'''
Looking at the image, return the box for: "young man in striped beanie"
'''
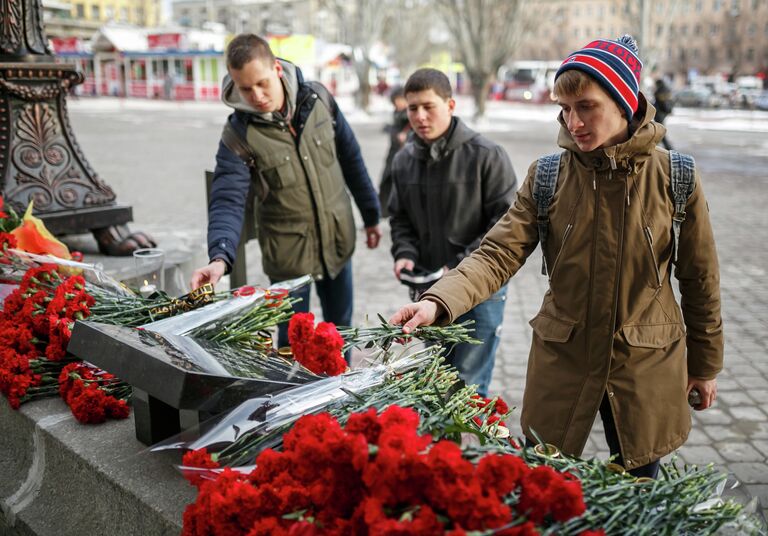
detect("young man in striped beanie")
[390,35,723,480]
[554,35,643,153]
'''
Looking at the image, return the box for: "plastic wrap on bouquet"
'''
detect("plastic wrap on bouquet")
[1,248,131,296]
[157,349,439,471]
[67,317,319,445]
[143,275,312,336]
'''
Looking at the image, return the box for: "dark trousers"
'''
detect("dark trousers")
[273,261,354,362]
[525,392,660,479]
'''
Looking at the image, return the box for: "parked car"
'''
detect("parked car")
[754,91,768,111]
[674,87,724,108]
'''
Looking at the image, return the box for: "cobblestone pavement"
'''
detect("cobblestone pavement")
[67,96,768,518]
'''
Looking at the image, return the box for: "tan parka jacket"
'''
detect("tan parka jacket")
[422,95,724,469]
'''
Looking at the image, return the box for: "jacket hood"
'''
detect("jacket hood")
[411,117,479,160]
[556,93,665,170]
[221,59,301,120]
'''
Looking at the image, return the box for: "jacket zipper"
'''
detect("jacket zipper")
[644,226,663,288]
[547,179,585,280]
[564,166,600,449]
[548,223,573,281]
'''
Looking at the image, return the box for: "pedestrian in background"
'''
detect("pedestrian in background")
[190,34,382,356]
[390,36,723,479]
[653,78,674,149]
[388,68,518,397]
[378,86,410,218]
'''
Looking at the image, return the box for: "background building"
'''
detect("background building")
[171,0,342,43]
[515,0,768,81]
[52,0,163,27]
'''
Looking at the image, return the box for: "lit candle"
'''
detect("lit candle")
[139,279,157,298]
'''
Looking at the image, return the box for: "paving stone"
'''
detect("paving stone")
[752,440,768,458]
[717,377,744,390]
[730,463,768,485]
[730,406,768,422]
[686,427,710,445]
[693,408,734,425]
[737,376,768,390]
[749,390,768,404]
[677,445,725,466]
[727,363,760,374]
[704,424,749,441]
[718,391,755,406]
[714,441,767,463]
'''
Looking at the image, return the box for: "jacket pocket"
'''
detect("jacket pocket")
[621,323,685,349]
[260,150,296,190]
[529,313,576,343]
[259,219,312,278]
[332,209,356,259]
[312,129,337,167]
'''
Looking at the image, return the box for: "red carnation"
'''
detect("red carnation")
[234,285,256,297]
[0,232,17,251]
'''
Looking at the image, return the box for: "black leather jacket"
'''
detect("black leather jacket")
[389,117,517,271]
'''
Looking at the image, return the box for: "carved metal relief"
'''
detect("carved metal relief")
[3,93,116,212]
[0,0,22,55]
[23,0,49,55]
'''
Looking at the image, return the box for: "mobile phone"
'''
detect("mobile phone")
[688,388,702,407]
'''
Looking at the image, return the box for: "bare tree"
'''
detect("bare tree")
[386,0,435,77]
[323,0,394,111]
[435,0,528,119]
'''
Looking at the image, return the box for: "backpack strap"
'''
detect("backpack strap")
[305,81,336,125]
[669,150,696,264]
[221,122,270,202]
[533,152,562,276]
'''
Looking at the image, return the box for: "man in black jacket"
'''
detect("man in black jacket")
[389,68,517,396]
[190,34,381,351]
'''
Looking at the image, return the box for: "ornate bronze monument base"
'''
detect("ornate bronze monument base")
[0,63,154,254]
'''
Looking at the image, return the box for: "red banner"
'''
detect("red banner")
[147,33,182,50]
[51,37,81,54]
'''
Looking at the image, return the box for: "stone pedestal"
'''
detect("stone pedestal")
[0,396,194,536]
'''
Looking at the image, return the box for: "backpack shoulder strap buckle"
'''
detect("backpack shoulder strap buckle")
[668,150,696,265]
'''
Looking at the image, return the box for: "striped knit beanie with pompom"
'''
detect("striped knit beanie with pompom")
[556,35,643,120]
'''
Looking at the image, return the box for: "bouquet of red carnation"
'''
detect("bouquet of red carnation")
[58,362,130,424]
[470,393,511,428]
[182,405,589,535]
[0,263,131,425]
[288,312,347,376]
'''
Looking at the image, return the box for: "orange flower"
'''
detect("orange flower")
[10,202,70,259]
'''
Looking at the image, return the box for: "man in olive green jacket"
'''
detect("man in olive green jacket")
[190,34,381,349]
[390,36,723,479]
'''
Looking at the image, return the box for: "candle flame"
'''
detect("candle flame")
[143,279,149,286]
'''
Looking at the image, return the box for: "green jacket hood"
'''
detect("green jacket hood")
[221,59,299,120]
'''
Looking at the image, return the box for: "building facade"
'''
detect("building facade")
[516,0,768,79]
[171,0,342,43]
[55,0,162,27]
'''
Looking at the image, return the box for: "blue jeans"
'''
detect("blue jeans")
[274,261,354,361]
[444,285,507,397]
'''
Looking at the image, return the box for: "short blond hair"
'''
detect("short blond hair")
[553,69,594,99]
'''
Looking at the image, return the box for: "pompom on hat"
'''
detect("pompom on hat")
[556,35,643,120]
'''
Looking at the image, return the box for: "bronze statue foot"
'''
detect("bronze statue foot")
[92,225,157,256]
